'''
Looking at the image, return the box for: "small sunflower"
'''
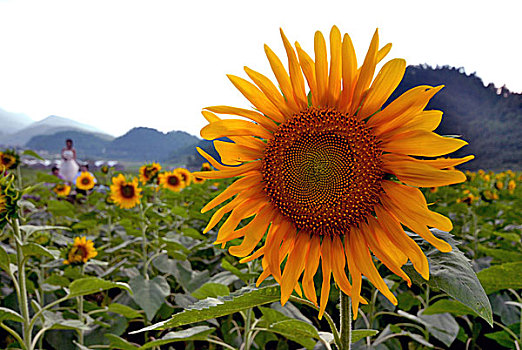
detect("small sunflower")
[63,236,98,265]
[201,162,213,172]
[159,171,185,192]
[0,175,20,229]
[53,183,71,197]
[508,179,516,194]
[139,163,162,183]
[110,174,142,209]
[100,165,110,174]
[193,26,473,318]
[76,172,96,191]
[495,181,504,190]
[0,150,19,171]
[174,168,192,186]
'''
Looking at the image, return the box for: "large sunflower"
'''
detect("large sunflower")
[158,171,185,192]
[76,172,96,191]
[193,26,473,318]
[139,163,162,183]
[63,236,98,265]
[0,150,19,171]
[110,174,142,209]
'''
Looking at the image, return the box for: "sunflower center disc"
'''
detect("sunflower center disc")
[82,178,90,185]
[121,184,135,198]
[168,176,179,186]
[262,107,384,236]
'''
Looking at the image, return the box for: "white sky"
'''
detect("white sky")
[0,0,520,137]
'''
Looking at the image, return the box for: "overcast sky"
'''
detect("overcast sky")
[0,0,520,137]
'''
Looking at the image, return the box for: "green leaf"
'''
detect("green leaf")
[182,227,206,240]
[423,299,477,317]
[192,283,230,300]
[105,334,139,350]
[22,243,60,259]
[477,246,522,263]
[107,303,142,319]
[133,284,282,333]
[23,149,44,160]
[221,259,257,283]
[42,310,90,331]
[129,275,170,321]
[47,200,76,217]
[0,245,10,272]
[485,322,520,349]
[477,261,522,294]
[19,225,69,238]
[139,326,215,349]
[0,307,24,323]
[68,277,132,298]
[351,330,379,342]
[403,229,493,326]
[398,310,459,347]
[258,307,318,350]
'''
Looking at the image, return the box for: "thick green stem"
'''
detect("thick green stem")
[13,219,32,350]
[139,204,149,279]
[77,265,85,345]
[340,291,352,350]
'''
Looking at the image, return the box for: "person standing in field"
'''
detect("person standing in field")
[60,139,79,183]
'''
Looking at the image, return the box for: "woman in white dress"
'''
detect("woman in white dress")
[60,139,79,183]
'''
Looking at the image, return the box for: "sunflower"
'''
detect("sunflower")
[100,165,110,174]
[53,183,71,197]
[174,168,192,186]
[139,163,162,183]
[76,172,96,191]
[0,193,6,215]
[159,171,185,192]
[193,26,473,318]
[0,150,19,171]
[110,174,142,209]
[63,236,98,265]
[201,162,213,172]
[508,179,516,194]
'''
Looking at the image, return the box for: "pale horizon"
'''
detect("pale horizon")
[1,0,520,137]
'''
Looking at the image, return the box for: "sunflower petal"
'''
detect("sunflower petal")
[302,234,321,305]
[280,233,312,305]
[350,29,379,116]
[205,105,278,132]
[327,25,342,106]
[330,235,352,295]
[214,140,263,166]
[201,173,263,213]
[228,205,276,257]
[319,238,333,319]
[280,29,307,109]
[345,235,363,318]
[201,119,273,140]
[264,42,300,112]
[264,217,288,283]
[227,75,286,123]
[314,31,328,106]
[296,42,318,106]
[382,130,468,157]
[339,33,358,112]
[383,154,467,187]
[244,66,295,118]
[358,58,406,119]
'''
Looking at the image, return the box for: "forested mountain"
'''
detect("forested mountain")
[389,65,522,171]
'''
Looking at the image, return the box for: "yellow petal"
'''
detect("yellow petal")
[398,110,443,133]
[302,234,321,306]
[296,42,318,106]
[330,235,352,295]
[375,205,429,280]
[314,31,328,106]
[201,173,263,213]
[239,246,265,263]
[228,205,275,257]
[218,200,267,240]
[244,66,295,119]
[339,33,357,112]
[383,154,467,187]
[264,42,300,112]
[227,74,286,123]
[319,238,333,319]
[280,29,308,109]
[202,110,221,123]
[344,232,362,318]
[205,105,278,132]
[264,216,286,283]
[368,85,443,132]
[201,119,273,141]
[382,130,468,157]
[327,25,342,106]
[350,29,379,116]
[214,140,263,166]
[380,194,452,252]
[358,58,406,119]
[350,226,398,305]
[280,233,311,304]
[376,43,392,63]
[192,160,262,179]
[418,155,475,169]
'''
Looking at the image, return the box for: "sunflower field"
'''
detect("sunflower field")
[1,26,521,350]
[0,153,520,350]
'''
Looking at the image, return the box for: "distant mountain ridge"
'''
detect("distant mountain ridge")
[0,115,110,146]
[0,107,33,134]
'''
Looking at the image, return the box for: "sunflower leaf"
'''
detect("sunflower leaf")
[476,261,522,294]
[403,229,493,326]
[68,277,132,298]
[131,284,281,333]
[138,326,215,349]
